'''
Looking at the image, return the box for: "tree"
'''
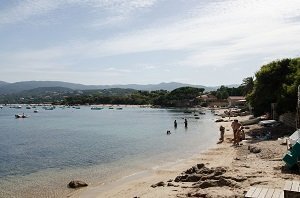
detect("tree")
[241,77,254,96]
[247,58,299,116]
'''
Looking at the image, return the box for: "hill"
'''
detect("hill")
[0,81,9,87]
[0,81,226,95]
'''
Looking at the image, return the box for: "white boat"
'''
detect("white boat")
[91,107,103,110]
[34,110,39,113]
[15,114,29,118]
[43,106,55,110]
[0,105,3,109]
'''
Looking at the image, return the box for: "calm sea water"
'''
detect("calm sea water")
[0,106,218,197]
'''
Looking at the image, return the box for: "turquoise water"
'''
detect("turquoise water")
[0,106,218,197]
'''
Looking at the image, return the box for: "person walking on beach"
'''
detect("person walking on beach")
[184,118,188,128]
[219,125,225,143]
[174,120,177,128]
[231,119,241,145]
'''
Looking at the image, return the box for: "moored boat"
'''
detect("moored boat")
[15,114,29,118]
[91,107,103,110]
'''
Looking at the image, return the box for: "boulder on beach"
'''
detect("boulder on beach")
[68,180,88,188]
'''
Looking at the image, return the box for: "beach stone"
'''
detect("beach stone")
[196,163,205,170]
[185,166,198,174]
[192,192,207,197]
[184,175,202,182]
[68,180,88,188]
[152,181,165,188]
[250,146,261,153]
[167,182,179,187]
[174,176,182,182]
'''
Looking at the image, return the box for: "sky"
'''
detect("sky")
[0,0,299,86]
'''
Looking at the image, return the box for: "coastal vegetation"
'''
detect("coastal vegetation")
[247,58,300,116]
[0,57,298,113]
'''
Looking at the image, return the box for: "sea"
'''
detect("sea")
[0,106,218,197]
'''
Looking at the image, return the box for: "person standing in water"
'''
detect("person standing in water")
[174,120,177,128]
[184,118,188,128]
[219,125,225,142]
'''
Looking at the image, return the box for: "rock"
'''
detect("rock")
[215,119,224,122]
[184,175,202,182]
[196,163,205,169]
[250,146,261,153]
[167,179,173,182]
[167,182,179,187]
[151,181,165,188]
[192,192,207,197]
[185,166,198,174]
[68,180,88,188]
[175,174,188,182]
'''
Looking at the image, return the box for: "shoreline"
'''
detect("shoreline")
[69,108,230,197]
[70,109,300,197]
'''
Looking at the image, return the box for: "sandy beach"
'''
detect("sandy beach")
[69,109,300,198]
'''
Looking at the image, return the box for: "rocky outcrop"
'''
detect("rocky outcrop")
[173,164,246,190]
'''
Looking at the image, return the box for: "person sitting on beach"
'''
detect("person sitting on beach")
[231,119,241,145]
[219,125,225,142]
[174,120,177,128]
[238,126,245,141]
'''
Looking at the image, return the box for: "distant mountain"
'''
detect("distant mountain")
[0,81,9,87]
[0,80,240,95]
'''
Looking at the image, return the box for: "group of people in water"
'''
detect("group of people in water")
[218,119,245,145]
[167,118,188,135]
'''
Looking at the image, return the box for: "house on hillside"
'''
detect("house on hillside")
[198,94,218,102]
[227,96,246,107]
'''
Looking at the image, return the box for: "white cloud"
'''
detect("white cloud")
[1,0,300,84]
[0,0,158,26]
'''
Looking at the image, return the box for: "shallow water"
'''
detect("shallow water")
[0,106,218,197]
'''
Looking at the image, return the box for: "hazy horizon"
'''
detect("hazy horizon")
[0,80,242,87]
[1,0,299,85]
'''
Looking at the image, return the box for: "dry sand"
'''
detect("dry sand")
[70,109,300,198]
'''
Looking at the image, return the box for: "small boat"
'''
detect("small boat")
[34,110,39,113]
[0,105,3,109]
[26,106,31,109]
[241,117,260,126]
[116,107,123,110]
[43,106,55,110]
[91,107,103,110]
[74,106,80,109]
[109,106,114,109]
[15,114,29,118]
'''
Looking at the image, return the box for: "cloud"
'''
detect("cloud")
[0,0,158,26]
[1,0,300,84]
